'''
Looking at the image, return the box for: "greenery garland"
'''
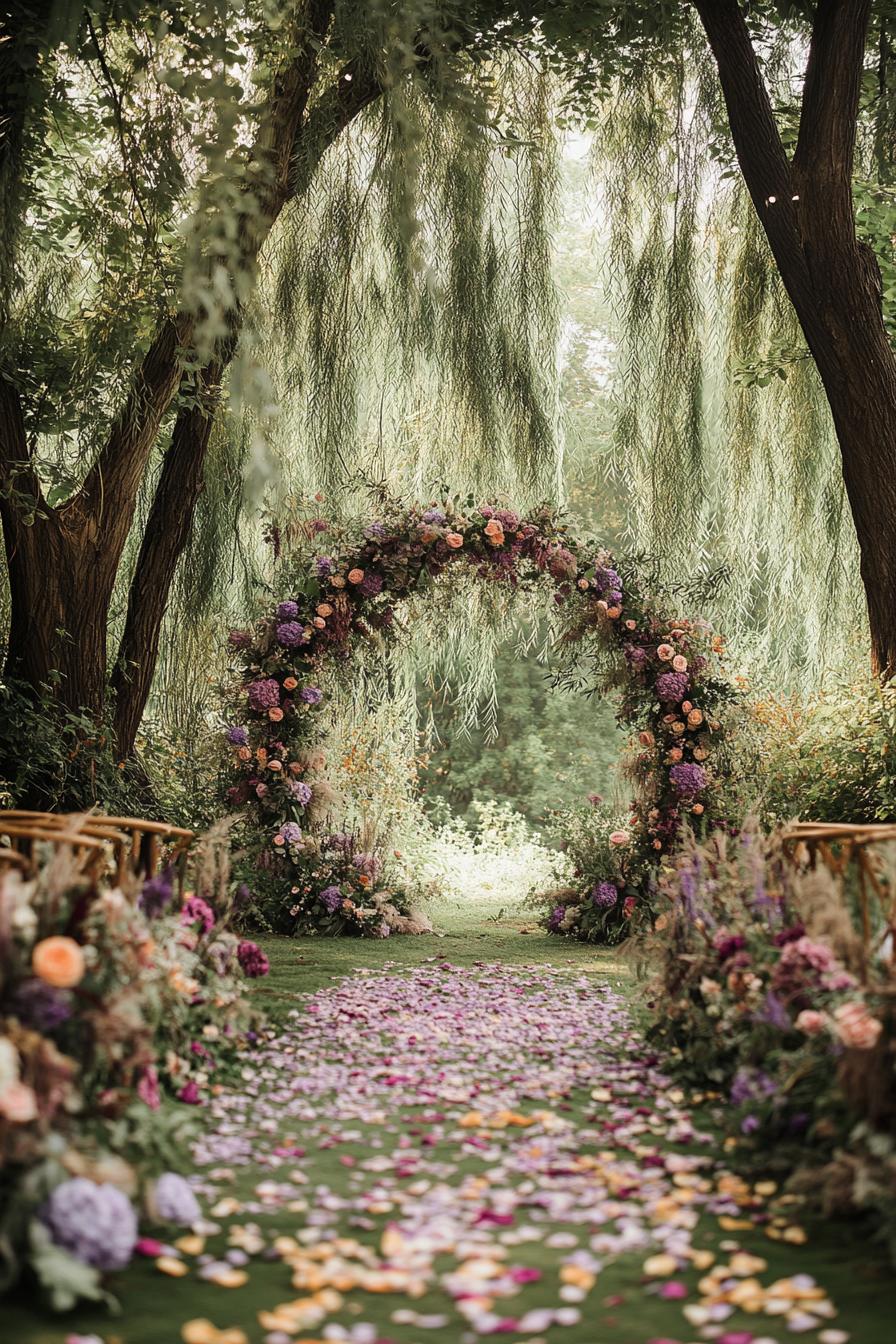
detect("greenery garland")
[222,497,738,940]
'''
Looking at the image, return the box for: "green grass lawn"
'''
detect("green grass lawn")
[5,912,896,1344]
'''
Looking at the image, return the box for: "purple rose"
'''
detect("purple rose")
[237,939,270,978]
[42,1179,137,1270]
[592,881,618,909]
[300,686,323,704]
[669,762,707,796]
[276,620,308,647]
[276,600,299,619]
[655,670,689,703]
[139,866,175,919]
[181,895,215,934]
[247,678,280,711]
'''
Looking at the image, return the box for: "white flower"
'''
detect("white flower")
[0,1037,20,1092]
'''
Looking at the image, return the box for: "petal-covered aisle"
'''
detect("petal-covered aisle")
[8,955,894,1344]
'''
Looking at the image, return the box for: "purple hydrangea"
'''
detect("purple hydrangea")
[151,1172,201,1225]
[655,670,689,702]
[314,556,335,577]
[226,724,249,746]
[300,686,323,704]
[181,895,215,934]
[624,644,647,666]
[320,885,342,913]
[276,620,308,647]
[353,851,380,877]
[279,822,303,844]
[42,1178,137,1270]
[237,940,270,978]
[276,600,299,620]
[421,508,447,525]
[11,978,72,1031]
[247,678,280,712]
[358,572,385,597]
[293,782,312,807]
[594,565,623,604]
[495,508,520,530]
[139,866,175,919]
[669,762,707,796]
[592,881,618,909]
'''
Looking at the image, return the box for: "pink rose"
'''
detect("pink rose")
[672,654,688,672]
[609,830,631,846]
[0,1081,38,1123]
[657,643,675,661]
[483,518,505,546]
[795,1009,828,1036]
[446,532,464,549]
[833,1002,883,1050]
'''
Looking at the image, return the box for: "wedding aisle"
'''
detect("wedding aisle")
[6,934,894,1344]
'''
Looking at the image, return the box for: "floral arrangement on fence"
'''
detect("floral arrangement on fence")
[223,496,737,940]
[642,822,896,1253]
[0,837,268,1305]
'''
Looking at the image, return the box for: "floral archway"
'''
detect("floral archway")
[223,499,736,941]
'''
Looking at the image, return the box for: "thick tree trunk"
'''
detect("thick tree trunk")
[694,0,896,676]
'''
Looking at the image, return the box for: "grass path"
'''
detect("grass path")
[6,912,896,1344]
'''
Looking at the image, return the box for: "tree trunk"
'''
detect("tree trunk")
[693,0,896,676]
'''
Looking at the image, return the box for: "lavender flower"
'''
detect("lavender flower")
[592,881,618,909]
[237,940,270,977]
[669,762,707,796]
[279,822,303,844]
[247,678,280,712]
[138,866,175,919]
[655,670,689,702]
[421,508,447,525]
[150,1172,201,1225]
[320,885,342,913]
[293,782,312,807]
[276,620,308,647]
[300,686,323,705]
[42,1178,137,1270]
[10,978,72,1031]
[226,725,249,746]
[276,600,299,620]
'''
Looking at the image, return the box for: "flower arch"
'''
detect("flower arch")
[224,499,737,940]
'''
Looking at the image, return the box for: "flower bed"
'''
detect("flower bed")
[0,837,267,1305]
[224,497,737,940]
[642,823,896,1254]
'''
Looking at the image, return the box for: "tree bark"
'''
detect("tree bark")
[693,0,896,678]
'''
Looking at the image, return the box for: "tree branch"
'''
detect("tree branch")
[792,0,872,235]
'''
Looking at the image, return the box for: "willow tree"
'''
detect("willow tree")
[0,0,563,793]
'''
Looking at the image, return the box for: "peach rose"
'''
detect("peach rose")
[693,746,709,761]
[577,578,589,590]
[283,677,298,691]
[483,519,505,546]
[32,936,85,988]
[609,830,631,846]
[316,603,333,617]
[606,606,621,619]
[672,654,688,672]
[657,643,675,661]
[668,747,683,762]
[638,731,655,747]
[313,617,326,628]
[0,1080,37,1124]
[268,759,282,772]
[446,532,464,549]
[625,619,637,630]
[330,575,346,589]
[268,707,284,722]
[687,709,704,727]
[347,568,365,584]
[237,745,252,761]
[681,700,693,713]
[796,1009,828,1036]
[691,803,704,815]
[596,599,608,612]
[833,1002,883,1050]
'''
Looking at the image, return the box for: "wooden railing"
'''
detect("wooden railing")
[0,810,194,886]
[780,821,896,965]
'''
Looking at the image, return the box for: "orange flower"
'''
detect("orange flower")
[446,532,464,549]
[316,603,333,617]
[283,677,298,691]
[483,519,505,546]
[347,568,365,584]
[32,936,85,988]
